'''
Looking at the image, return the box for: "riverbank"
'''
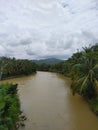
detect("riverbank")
[0,83,20,130]
[56,72,98,118]
[67,76,98,118]
[1,72,36,81]
[53,72,98,118]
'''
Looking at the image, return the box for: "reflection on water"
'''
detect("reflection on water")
[1,72,98,130]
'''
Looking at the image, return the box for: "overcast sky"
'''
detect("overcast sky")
[0,0,98,59]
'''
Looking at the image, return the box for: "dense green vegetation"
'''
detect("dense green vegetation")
[0,57,37,80]
[38,44,98,115]
[0,83,20,130]
[50,44,98,99]
[37,63,51,71]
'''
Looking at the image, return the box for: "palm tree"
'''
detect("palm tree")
[71,49,98,100]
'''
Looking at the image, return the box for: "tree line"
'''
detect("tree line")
[50,44,98,99]
[0,57,37,80]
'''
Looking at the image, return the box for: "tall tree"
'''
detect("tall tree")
[71,47,98,99]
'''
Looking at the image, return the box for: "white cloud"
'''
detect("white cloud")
[0,0,98,59]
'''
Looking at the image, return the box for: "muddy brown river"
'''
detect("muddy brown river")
[1,71,98,130]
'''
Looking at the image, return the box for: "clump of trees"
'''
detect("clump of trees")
[0,57,37,80]
[70,46,98,99]
[50,44,98,100]
[0,83,20,130]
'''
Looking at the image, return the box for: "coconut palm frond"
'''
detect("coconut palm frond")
[72,63,88,77]
[80,76,89,94]
[71,76,86,95]
[88,70,95,82]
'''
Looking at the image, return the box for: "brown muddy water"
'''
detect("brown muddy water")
[1,71,98,130]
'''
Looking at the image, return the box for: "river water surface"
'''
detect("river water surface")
[1,71,98,130]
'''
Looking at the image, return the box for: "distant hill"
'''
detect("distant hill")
[33,58,63,65]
